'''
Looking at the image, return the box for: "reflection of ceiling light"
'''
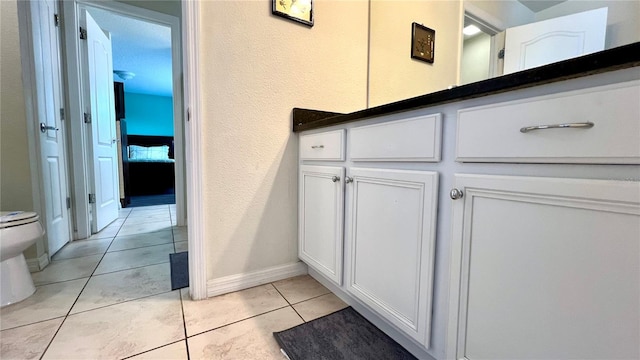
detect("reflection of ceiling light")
[113,70,135,81]
[291,0,311,15]
[463,25,481,36]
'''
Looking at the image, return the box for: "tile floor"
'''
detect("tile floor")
[1,204,347,359]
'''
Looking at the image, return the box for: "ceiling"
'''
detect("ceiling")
[88,8,173,97]
[518,0,567,13]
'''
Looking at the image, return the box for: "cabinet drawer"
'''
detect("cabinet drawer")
[456,81,640,164]
[350,114,442,162]
[300,129,345,161]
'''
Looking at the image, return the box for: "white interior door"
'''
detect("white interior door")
[82,10,119,233]
[32,0,72,255]
[504,7,607,74]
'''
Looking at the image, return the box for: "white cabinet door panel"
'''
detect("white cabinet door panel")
[448,174,640,360]
[346,168,438,347]
[299,165,345,285]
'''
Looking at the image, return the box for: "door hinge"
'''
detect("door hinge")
[498,48,505,59]
[84,112,91,123]
[66,197,71,209]
[88,194,96,204]
[60,108,65,121]
[54,14,60,27]
[79,26,87,40]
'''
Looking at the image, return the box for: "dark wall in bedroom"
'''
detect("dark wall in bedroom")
[124,92,174,136]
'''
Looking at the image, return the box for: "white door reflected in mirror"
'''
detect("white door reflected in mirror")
[504,7,607,74]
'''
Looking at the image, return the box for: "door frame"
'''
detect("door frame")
[61,0,187,238]
[182,0,207,300]
[462,3,506,80]
[20,0,206,300]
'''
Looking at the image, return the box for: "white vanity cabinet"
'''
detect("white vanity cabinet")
[298,114,441,349]
[298,129,346,285]
[447,79,640,359]
[447,174,640,359]
[345,167,438,347]
[297,68,640,360]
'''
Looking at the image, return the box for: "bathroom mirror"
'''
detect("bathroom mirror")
[367,0,640,107]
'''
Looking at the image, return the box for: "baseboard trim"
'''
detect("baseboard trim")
[207,262,308,298]
[27,253,49,273]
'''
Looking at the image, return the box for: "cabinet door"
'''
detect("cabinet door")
[345,168,438,347]
[448,174,640,360]
[299,165,345,285]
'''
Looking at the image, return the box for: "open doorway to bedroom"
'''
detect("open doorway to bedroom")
[93,9,177,208]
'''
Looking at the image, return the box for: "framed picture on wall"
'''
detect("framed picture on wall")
[272,0,314,27]
[411,22,435,63]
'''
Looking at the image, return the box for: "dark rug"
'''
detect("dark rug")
[128,194,176,207]
[169,251,189,290]
[273,307,417,360]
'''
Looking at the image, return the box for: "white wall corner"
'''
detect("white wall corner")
[206,262,308,298]
[27,253,50,273]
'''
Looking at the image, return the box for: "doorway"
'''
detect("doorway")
[460,13,502,85]
[61,0,186,241]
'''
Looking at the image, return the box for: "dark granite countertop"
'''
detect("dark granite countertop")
[293,42,640,132]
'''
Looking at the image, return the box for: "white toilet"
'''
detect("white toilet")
[0,211,44,307]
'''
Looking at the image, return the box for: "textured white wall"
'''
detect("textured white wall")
[199,0,369,279]
[0,0,38,258]
[460,32,491,84]
[0,0,33,212]
[369,0,463,107]
[535,0,640,49]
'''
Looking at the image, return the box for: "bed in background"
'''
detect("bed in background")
[126,135,175,197]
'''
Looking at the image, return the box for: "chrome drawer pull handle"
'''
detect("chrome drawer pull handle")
[520,122,594,133]
[345,176,353,184]
[331,176,340,182]
[311,145,324,149]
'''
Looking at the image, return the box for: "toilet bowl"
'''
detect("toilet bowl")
[0,211,44,307]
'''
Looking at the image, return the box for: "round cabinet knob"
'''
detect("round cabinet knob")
[450,188,463,200]
[331,176,340,182]
[345,176,354,184]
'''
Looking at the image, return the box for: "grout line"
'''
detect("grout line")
[270,284,306,323]
[65,289,175,317]
[120,339,185,360]
[38,234,114,359]
[33,275,92,288]
[185,305,292,339]
[0,315,66,332]
[50,249,112,262]
[288,291,332,306]
[105,241,175,254]
[179,289,191,360]
[91,260,171,277]
[36,204,179,359]
[38,318,65,360]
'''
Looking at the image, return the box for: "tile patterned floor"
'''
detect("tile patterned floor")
[0,204,347,359]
